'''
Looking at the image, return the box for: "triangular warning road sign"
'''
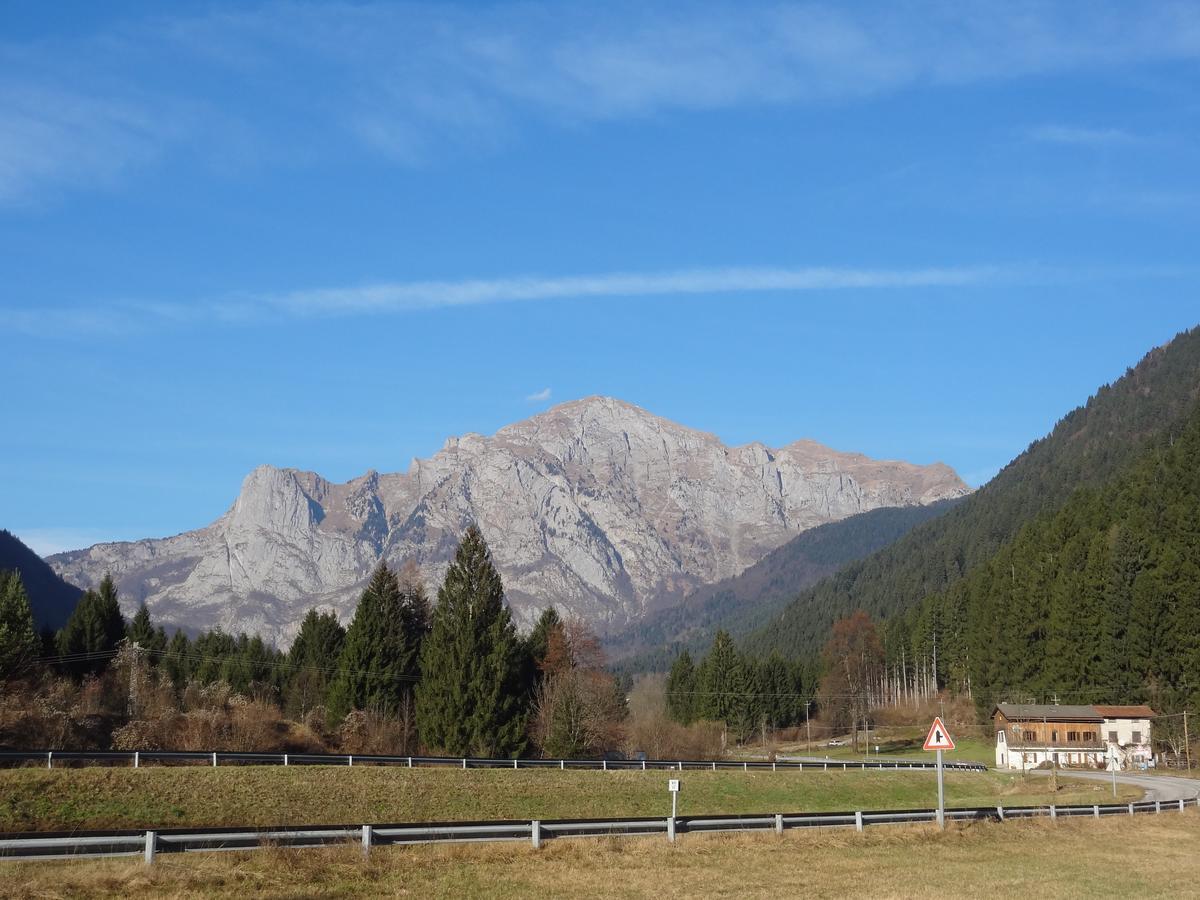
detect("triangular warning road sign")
[923,716,955,751]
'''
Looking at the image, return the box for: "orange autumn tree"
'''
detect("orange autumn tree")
[818,610,883,752]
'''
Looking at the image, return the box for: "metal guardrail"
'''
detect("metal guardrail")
[0,798,1192,863]
[0,749,987,773]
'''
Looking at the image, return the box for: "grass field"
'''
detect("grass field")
[3,811,1197,898]
[0,766,1138,832]
[771,728,998,765]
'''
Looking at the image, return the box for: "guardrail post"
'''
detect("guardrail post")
[1093,805,1100,819]
[212,752,217,768]
[560,760,564,770]
[855,811,863,832]
[1050,805,1056,822]
[667,816,676,843]
[712,762,716,772]
[642,760,646,771]
[531,820,541,849]
[47,751,52,770]
[772,761,776,772]
[134,752,139,769]
[1129,802,1134,816]
[144,830,156,865]
[996,806,1004,822]
[408,756,413,768]
[1155,800,1162,814]
[775,814,783,835]
[349,755,354,767]
[514,759,518,769]
[842,763,847,771]
[603,759,607,771]
[284,754,289,767]
[462,758,467,770]
[743,762,748,772]
[1181,799,1186,813]
[361,825,372,857]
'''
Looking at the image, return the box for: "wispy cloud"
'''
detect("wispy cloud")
[1028,124,1142,146]
[0,83,184,205]
[0,264,1000,337]
[3,2,1199,202]
[526,387,552,403]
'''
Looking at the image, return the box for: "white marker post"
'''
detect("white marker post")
[667,779,680,843]
[923,716,956,831]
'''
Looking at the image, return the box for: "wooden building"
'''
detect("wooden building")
[993,703,1106,769]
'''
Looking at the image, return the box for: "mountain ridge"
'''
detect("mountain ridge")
[746,324,1200,660]
[48,396,970,646]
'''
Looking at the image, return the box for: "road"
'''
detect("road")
[1028,768,1200,803]
[778,754,1200,802]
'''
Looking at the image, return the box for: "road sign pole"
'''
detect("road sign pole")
[936,749,945,830]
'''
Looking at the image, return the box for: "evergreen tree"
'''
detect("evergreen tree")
[191,629,236,683]
[327,563,426,723]
[286,609,346,716]
[0,570,39,679]
[696,630,752,740]
[126,603,167,657]
[57,573,126,676]
[416,526,527,757]
[523,607,562,683]
[665,649,697,724]
[162,630,192,687]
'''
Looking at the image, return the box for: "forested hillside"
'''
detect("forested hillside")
[747,325,1200,660]
[0,530,81,630]
[607,500,961,670]
[887,392,1200,719]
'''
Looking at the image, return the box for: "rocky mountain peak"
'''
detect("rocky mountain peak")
[49,398,971,645]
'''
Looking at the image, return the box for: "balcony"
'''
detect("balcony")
[1004,739,1106,752]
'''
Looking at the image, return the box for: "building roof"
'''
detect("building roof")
[993,703,1103,722]
[1094,705,1156,718]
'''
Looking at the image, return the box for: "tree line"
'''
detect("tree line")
[2,525,627,758]
[880,395,1200,723]
[663,630,815,744]
[744,325,1200,664]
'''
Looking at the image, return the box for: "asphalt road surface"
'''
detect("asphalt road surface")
[776,755,1200,802]
[1029,768,1200,802]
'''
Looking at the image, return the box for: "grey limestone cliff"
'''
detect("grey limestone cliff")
[49,397,970,645]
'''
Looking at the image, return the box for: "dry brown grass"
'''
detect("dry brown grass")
[3,810,1198,898]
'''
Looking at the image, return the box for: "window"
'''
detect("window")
[1023,730,1036,742]
[1052,730,1059,742]
[997,731,1005,743]
[1109,731,1118,743]
[1133,730,1142,744]
[1067,731,1079,742]
[1082,731,1096,742]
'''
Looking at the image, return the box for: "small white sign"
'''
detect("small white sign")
[668,779,680,792]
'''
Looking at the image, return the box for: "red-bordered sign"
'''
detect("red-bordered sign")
[923,716,955,751]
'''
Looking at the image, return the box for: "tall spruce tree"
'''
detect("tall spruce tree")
[286,609,346,716]
[665,649,697,724]
[0,570,39,679]
[327,564,423,722]
[696,630,753,740]
[57,573,126,676]
[127,603,167,656]
[416,526,527,757]
[162,630,192,687]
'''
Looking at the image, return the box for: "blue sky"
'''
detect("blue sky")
[1,1,1198,555]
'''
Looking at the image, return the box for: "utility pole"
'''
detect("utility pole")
[1185,710,1192,773]
[805,700,812,752]
[127,643,140,719]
